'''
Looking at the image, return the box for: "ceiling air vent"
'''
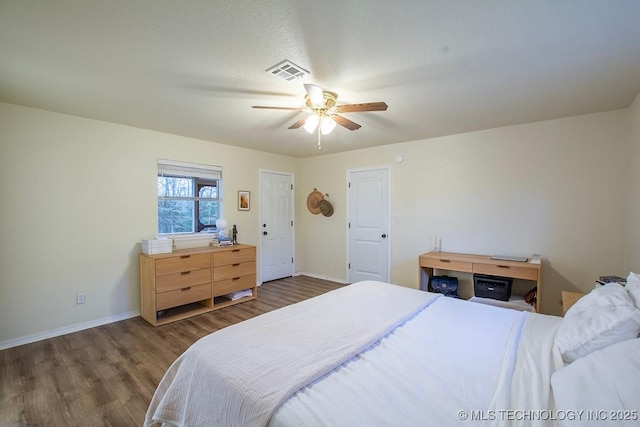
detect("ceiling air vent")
[266,60,310,82]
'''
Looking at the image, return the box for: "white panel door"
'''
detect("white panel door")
[347,167,390,283]
[260,170,294,282]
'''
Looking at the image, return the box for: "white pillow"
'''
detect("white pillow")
[627,272,640,310]
[551,338,640,426]
[555,283,640,363]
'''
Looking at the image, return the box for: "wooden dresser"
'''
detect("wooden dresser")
[139,244,256,326]
[419,251,542,312]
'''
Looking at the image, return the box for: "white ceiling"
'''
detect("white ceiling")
[1,1,639,158]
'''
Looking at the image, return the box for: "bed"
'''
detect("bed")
[144,277,640,427]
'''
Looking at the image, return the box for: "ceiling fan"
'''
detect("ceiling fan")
[252,84,388,150]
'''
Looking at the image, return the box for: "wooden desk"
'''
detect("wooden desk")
[419,251,542,312]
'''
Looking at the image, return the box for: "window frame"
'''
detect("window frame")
[157,159,223,237]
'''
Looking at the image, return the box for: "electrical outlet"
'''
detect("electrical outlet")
[76,292,86,304]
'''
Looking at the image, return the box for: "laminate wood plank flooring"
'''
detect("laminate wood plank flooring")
[0,276,344,427]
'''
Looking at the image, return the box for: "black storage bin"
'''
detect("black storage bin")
[473,274,513,301]
[430,275,459,298]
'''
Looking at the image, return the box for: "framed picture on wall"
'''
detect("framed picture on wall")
[238,190,250,211]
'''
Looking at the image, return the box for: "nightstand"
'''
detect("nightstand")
[561,291,585,316]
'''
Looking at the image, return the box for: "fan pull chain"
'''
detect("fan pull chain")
[317,127,322,150]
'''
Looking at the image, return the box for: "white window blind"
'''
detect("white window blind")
[157,159,222,180]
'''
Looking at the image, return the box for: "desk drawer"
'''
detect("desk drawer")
[156,268,211,293]
[156,253,210,276]
[473,263,538,281]
[156,283,211,310]
[213,248,255,266]
[421,257,472,273]
[213,275,256,297]
[214,261,255,282]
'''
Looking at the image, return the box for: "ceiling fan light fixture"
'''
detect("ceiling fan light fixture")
[253,83,387,148]
[303,114,319,133]
[320,115,336,135]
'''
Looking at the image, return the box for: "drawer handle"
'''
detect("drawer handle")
[180,271,191,275]
[232,249,240,252]
[232,263,240,267]
[497,265,510,269]
[181,287,192,291]
[439,259,451,263]
[180,255,191,259]
[232,277,240,281]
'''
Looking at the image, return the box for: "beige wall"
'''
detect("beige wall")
[0,102,298,346]
[299,110,630,315]
[628,93,640,272]
[1,100,636,347]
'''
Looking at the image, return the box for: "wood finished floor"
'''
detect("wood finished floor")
[0,276,344,427]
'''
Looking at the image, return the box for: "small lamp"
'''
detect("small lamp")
[215,218,228,238]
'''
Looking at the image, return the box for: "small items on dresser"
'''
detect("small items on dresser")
[141,238,172,254]
[216,218,234,246]
[224,288,253,301]
[596,275,626,287]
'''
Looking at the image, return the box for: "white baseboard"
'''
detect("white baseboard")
[0,310,139,351]
[2,275,347,350]
[294,271,348,285]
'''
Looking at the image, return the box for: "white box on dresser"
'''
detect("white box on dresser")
[141,238,173,254]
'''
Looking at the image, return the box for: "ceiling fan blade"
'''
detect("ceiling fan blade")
[252,105,303,110]
[304,84,324,106]
[288,117,307,129]
[332,114,361,131]
[334,102,388,113]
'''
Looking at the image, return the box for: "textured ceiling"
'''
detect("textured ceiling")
[1,1,639,158]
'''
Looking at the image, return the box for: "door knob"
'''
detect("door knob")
[381,234,387,238]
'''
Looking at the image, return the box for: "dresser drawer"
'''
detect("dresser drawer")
[420,257,472,273]
[156,268,211,293]
[214,261,255,282]
[156,283,212,311]
[155,253,211,276]
[473,263,538,281]
[213,247,255,266]
[213,275,256,297]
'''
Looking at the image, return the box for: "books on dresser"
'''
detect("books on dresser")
[596,275,627,287]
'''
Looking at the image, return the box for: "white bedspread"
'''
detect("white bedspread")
[145,281,564,427]
[271,296,534,427]
[144,281,441,427]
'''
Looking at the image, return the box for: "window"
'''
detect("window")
[157,159,222,235]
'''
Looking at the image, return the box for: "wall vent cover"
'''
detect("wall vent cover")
[266,60,310,81]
